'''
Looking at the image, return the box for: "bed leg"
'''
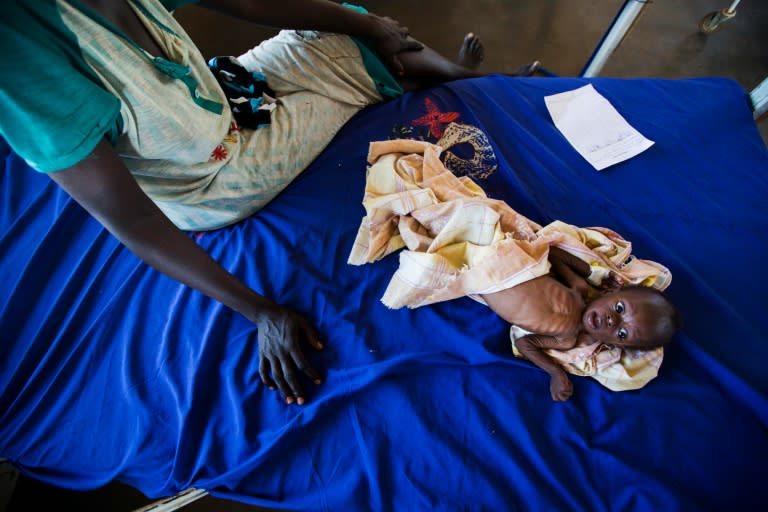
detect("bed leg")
[132,488,209,512]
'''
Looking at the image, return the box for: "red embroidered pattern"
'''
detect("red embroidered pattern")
[412,98,460,139]
[211,144,228,161]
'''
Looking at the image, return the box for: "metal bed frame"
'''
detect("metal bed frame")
[581,0,766,119]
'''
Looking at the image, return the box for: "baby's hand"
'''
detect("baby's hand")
[550,372,573,401]
[599,271,623,291]
[570,278,591,300]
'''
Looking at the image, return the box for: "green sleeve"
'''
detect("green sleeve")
[342,3,403,99]
[159,0,201,10]
[0,2,121,172]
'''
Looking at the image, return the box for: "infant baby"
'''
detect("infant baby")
[482,247,681,401]
[348,139,680,401]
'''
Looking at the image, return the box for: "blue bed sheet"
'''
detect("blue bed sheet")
[1,75,767,510]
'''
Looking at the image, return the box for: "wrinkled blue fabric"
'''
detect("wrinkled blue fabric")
[1,76,766,510]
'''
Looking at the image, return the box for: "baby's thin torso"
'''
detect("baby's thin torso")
[481,275,585,340]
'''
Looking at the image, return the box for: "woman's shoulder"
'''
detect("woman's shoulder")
[0,3,122,172]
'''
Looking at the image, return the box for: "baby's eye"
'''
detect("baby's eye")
[615,301,625,314]
[617,327,628,340]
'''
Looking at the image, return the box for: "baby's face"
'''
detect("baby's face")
[581,288,672,347]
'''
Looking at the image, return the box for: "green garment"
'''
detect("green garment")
[0,1,400,174]
[0,0,195,172]
[342,3,405,100]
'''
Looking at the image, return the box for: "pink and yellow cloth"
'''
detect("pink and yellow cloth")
[348,139,672,391]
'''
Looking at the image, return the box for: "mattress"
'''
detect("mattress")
[1,75,767,510]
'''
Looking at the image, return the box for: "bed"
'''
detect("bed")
[1,74,767,510]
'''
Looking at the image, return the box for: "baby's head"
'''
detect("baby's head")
[581,285,682,348]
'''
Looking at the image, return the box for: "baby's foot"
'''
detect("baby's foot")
[457,32,485,70]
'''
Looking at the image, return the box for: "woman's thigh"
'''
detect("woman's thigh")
[237,30,382,106]
[241,90,360,177]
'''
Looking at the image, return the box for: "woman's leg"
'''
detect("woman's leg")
[396,33,485,88]
[396,33,539,90]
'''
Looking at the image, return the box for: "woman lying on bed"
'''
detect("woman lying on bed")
[0,0,514,406]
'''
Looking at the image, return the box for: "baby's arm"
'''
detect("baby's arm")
[548,247,592,298]
[515,334,578,401]
[549,246,623,293]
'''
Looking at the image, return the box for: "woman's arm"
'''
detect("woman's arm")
[515,334,577,401]
[49,139,322,405]
[197,0,423,73]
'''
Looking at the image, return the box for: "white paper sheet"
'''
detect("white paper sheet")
[544,84,654,171]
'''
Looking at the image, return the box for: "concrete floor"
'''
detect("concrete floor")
[174,0,767,141]
[6,1,767,512]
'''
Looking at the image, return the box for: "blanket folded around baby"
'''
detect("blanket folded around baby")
[348,138,670,390]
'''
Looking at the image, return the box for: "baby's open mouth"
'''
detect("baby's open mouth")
[587,310,600,330]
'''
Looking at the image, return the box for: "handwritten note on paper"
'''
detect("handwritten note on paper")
[544,84,654,171]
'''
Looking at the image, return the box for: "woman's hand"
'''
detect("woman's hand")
[51,139,326,406]
[252,304,324,405]
[199,1,423,75]
[366,14,423,75]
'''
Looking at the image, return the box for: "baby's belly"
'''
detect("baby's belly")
[482,276,583,337]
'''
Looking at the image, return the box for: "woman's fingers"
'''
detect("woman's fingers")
[299,316,324,351]
[386,54,405,75]
[256,306,327,404]
[370,14,423,75]
[259,356,276,390]
[268,355,293,403]
[280,357,305,405]
[402,38,424,52]
[291,348,322,385]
